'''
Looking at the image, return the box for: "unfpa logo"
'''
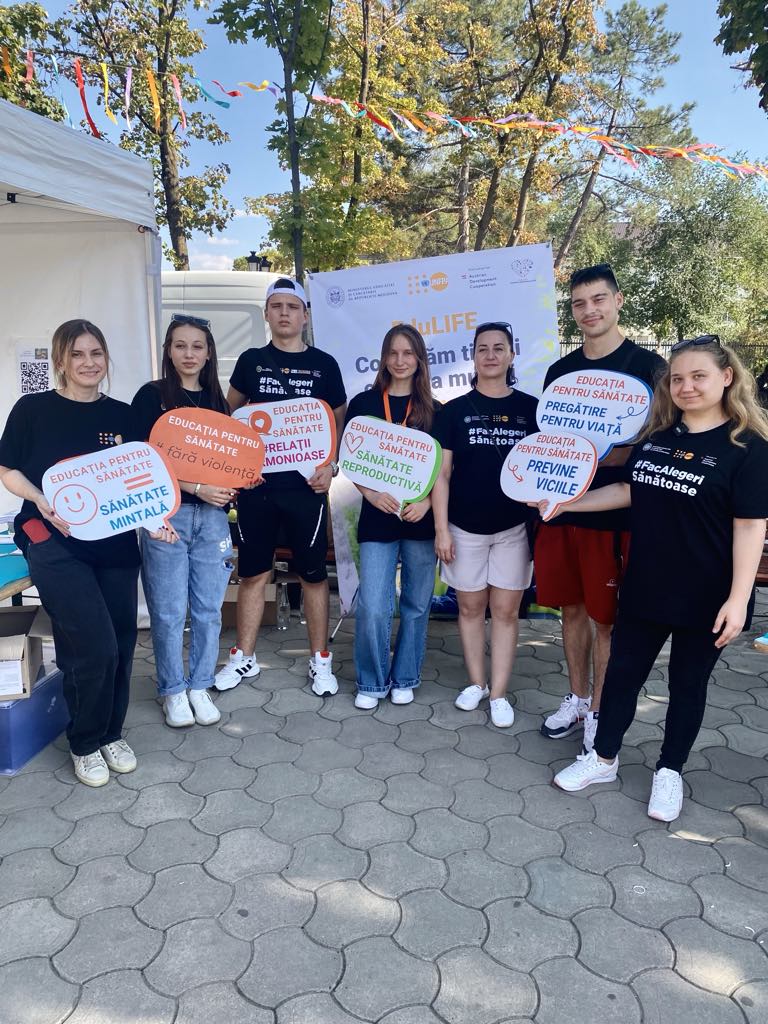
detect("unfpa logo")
[673,450,694,460]
[407,272,449,295]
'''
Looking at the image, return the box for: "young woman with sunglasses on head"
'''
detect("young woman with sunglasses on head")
[433,322,538,728]
[0,320,146,787]
[131,314,234,729]
[346,325,439,709]
[549,336,768,821]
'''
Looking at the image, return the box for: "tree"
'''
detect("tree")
[213,0,334,280]
[63,0,234,269]
[0,2,68,119]
[716,0,768,112]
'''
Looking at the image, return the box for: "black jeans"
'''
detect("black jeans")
[27,539,139,756]
[594,611,723,773]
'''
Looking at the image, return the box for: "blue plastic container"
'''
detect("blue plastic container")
[0,670,68,775]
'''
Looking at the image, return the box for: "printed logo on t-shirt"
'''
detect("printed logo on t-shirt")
[702,455,718,467]
[632,458,704,496]
[642,443,671,455]
[673,449,694,460]
[98,431,122,447]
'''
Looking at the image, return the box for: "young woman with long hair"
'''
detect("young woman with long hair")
[131,314,234,729]
[0,320,146,787]
[346,324,439,709]
[550,336,768,821]
[432,322,539,728]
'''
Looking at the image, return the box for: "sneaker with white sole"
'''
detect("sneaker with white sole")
[164,691,195,728]
[541,693,590,739]
[455,684,490,711]
[354,692,379,709]
[753,631,768,653]
[554,749,618,792]
[71,750,110,787]
[214,647,261,691]
[391,687,414,705]
[309,651,338,696]
[188,689,221,726]
[99,740,137,774]
[582,710,598,753]
[648,767,683,822]
[490,697,515,728]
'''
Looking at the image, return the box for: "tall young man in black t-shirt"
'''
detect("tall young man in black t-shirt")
[214,278,347,695]
[535,264,665,751]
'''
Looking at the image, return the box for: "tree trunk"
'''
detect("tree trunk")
[506,147,539,247]
[457,143,470,252]
[473,134,509,250]
[159,132,189,270]
[283,69,304,282]
[553,152,605,270]
[346,0,371,224]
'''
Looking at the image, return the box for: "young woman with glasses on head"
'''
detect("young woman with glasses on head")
[432,322,539,728]
[548,335,768,821]
[345,324,440,709]
[131,314,235,729]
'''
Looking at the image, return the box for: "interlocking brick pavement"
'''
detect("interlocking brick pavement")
[1,598,767,1023]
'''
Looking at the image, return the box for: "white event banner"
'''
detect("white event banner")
[42,441,180,540]
[308,243,558,404]
[500,431,597,521]
[232,397,336,479]
[340,416,442,508]
[537,371,653,459]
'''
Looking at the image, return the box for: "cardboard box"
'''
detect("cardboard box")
[0,668,68,775]
[221,583,277,629]
[0,606,50,701]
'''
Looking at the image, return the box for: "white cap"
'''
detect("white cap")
[265,277,307,307]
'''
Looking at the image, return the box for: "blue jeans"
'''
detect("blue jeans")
[141,503,233,696]
[355,539,436,696]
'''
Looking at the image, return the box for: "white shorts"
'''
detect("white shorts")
[440,522,533,593]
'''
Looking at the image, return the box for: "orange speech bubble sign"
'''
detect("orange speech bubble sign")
[149,408,265,488]
[233,398,337,479]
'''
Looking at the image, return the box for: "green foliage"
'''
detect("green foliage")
[0,2,68,119]
[716,0,768,112]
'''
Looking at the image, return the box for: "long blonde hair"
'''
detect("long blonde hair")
[644,340,768,447]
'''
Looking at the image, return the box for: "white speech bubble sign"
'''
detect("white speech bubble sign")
[232,397,336,479]
[43,441,180,540]
[500,431,597,521]
[339,416,442,508]
[537,371,653,458]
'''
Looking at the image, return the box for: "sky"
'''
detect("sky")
[33,1,768,269]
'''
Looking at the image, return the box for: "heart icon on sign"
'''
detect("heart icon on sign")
[344,434,363,454]
[510,258,534,278]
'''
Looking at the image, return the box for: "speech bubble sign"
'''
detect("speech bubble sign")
[42,441,181,540]
[500,431,597,521]
[232,398,336,479]
[537,371,653,458]
[339,416,442,508]
[149,408,265,488]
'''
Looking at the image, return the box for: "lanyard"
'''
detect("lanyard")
[382,390,412,426]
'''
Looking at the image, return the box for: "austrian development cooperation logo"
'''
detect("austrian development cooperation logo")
[407,271,449,295]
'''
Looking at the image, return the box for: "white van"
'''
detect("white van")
[161,270,280,389]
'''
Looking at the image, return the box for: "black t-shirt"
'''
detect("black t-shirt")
[436,389,539,535]
[621,424,768,627]
[540,339,666,531]
[345,389,440,543]
[131,381,223,506]
[0,391,140,568]
[230,343,346,491]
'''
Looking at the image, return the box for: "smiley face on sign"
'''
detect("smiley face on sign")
[500,430,597,521]
[51,484,99,525]
[232,397,336,479]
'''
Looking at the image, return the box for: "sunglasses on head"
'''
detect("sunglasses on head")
[170,313,211,330]
[570,262,621,292]
[670,333,722,353]
[475,321,514,338]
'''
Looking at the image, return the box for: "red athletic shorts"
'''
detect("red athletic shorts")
[534,524,630,626]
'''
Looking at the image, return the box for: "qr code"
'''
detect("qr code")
[20,361,49,394]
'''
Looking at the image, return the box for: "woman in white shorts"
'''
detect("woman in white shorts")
[433,322,538,727]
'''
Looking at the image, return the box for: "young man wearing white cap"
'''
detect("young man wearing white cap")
[215,277,347,695]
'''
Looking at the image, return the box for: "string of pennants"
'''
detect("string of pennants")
[2,43,767,184]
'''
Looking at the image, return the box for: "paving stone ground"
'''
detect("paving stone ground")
[1,596,768,1024]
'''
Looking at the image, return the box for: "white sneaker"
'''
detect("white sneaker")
[391,688,414,705]
[214,647,261,691]
[554,749,618,792]
[582,710,599,753]
[164,691,195,728]
[648,767,684,822]
[99,740,137,774]
[71,751,110,788]
[455,684,490,711]
[354,692,379,709]
[490,698,515,728]
[188,689,221,726]
[541,693,590,739]
[309,651,338,696]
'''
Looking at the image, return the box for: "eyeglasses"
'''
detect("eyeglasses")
[170,313,211,330]
[570,263,620,292]
[670,333,722,353]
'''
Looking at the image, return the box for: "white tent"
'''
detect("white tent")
[0,98,161,488]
